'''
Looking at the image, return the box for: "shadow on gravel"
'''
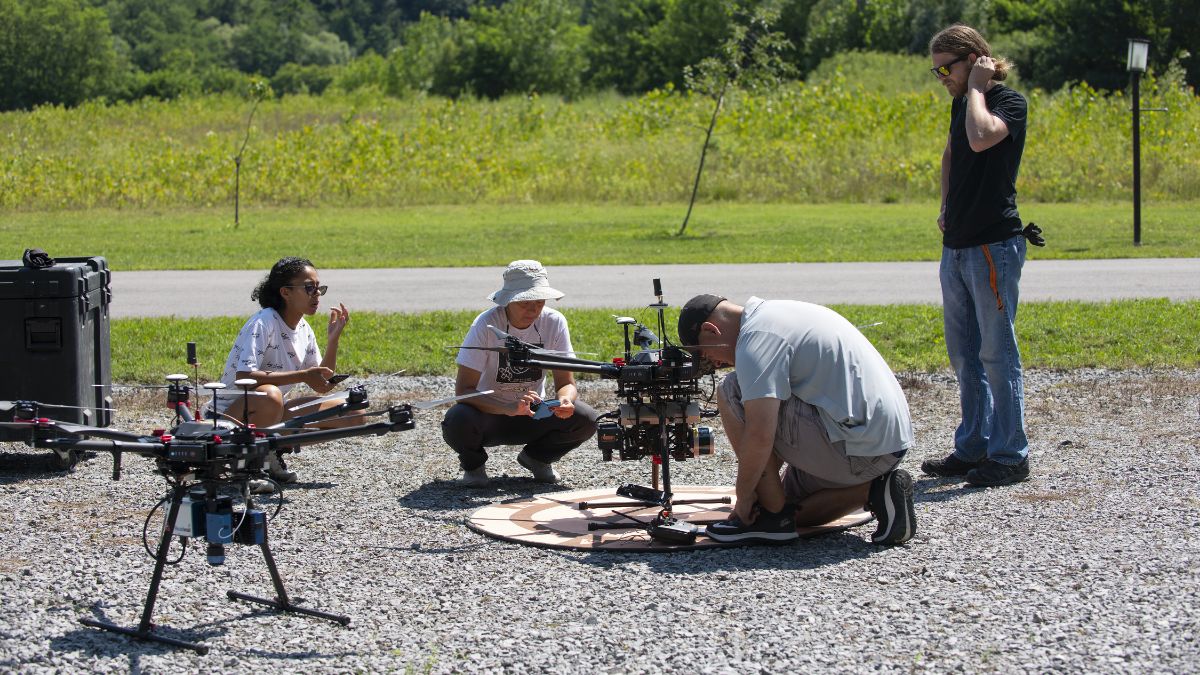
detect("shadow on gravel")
[397,478,576,512]
[566,531,878,572]
[913,477,978,503]
[54,607,225,659]
[0,449,97,484]
[242,647,364,661]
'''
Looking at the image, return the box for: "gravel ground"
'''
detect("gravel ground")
[1,368,1197,673]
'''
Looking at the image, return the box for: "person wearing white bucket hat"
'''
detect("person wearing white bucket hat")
[442,260,599,487]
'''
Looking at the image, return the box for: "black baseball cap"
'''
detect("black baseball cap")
[677,294,726,349]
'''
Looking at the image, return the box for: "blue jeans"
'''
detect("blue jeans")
[940,235,1029,465]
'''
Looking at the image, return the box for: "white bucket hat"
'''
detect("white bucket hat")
[488,260,565,306]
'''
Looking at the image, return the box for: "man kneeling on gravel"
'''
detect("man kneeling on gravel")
[678,295,917,545]
[442,260,599,487]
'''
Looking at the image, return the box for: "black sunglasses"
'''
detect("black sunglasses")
[930,55,967,78]
[284,283,328,296]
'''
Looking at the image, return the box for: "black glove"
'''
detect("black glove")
[1022,223,1045,247]
[22,248,55,268]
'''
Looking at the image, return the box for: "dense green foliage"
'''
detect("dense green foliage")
[0,0,1194,109]
[4,202,1197,270]
[110,300,1200,381]
[2,73,1195,210]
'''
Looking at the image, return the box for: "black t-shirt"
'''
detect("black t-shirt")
[944,84,1027,249]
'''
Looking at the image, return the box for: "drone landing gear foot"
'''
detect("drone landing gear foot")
[79,489,212,654]
[78,617,210,655]
[225,542,350,626]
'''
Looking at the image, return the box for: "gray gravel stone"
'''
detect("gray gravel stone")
[0,368,1197,673]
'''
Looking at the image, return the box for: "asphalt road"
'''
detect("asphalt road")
[111,258,1199,317]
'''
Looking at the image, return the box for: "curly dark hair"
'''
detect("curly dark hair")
[251,257,314,311]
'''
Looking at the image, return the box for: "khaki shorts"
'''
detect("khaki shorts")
[719,372,901,502]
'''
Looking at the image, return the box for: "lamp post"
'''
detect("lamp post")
[1127,38,1149,246]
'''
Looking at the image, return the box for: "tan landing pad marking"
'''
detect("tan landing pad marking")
[466,485,873,551]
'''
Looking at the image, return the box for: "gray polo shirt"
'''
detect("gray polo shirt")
[735,297,913,457]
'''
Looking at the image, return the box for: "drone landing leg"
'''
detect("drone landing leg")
[225,531,351,626]
[80,486,210,655]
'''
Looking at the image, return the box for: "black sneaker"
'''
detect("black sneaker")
[920,453,979,477]
[867,469,916,545]
[966,458,1030,487]
[705,506,799,544]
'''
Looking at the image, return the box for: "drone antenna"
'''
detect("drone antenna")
[650,278,669,346]
[614,315,636,361]
[186,342,200,385]
[166,373,189,424]
[203,382,226,429]
[234,379,257,429]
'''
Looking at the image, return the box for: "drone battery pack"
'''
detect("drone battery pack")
[167,441,208,464]
[0,256,112,426]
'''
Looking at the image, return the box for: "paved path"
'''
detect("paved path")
[111,259,1199,318]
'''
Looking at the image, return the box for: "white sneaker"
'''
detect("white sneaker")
[517,451,560,483]
[458,466,490,488]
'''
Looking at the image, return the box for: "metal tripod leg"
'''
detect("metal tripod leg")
[80,486,210,655]
[225,521,350,626]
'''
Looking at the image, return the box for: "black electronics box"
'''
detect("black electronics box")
[0,256,112,427]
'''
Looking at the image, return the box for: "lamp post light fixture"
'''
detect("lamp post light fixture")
[1127,38,1149,246]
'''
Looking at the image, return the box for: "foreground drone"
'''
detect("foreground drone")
[0,347,485,655]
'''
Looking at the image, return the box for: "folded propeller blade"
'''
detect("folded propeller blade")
[286,390,350,412]
[411,389,493,410]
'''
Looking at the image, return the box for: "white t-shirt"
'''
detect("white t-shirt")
[735,297,913,457]
[456,305,573,407]
[214,307,321,412]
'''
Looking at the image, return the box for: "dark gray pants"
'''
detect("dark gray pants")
[441,401,600,470]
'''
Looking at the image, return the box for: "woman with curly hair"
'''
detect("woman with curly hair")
[212,256,352,485]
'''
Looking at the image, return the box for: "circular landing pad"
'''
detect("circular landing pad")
[466,485,873,551]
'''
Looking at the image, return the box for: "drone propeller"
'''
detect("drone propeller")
[410,389,494,410]
[0,400,117,413]
[286,390,349,412]
[486,324,514,341]
[211,390,269,398]
[446,345,596,357]
[449,327,594,357]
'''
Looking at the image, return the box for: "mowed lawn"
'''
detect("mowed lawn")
[3,201,1197,270]
[111,299,1200,382]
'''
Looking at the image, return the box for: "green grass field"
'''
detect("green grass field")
[111,299,1200,382]
[4,201,1196,269]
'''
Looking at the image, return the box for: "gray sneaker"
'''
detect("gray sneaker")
[267,453,298,484]
[458,466,490,488]
[248,478,278,495]
[517,450,560,483]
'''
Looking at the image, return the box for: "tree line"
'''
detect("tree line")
[1,0,1196,111]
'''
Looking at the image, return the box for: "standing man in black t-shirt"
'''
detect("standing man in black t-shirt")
[923,24,1036,487]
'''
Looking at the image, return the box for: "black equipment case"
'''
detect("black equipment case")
[0,256,113,428]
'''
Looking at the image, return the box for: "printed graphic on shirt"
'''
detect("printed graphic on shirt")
[497,344,544,386]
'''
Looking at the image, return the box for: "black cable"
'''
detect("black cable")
[142,492,187,564]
